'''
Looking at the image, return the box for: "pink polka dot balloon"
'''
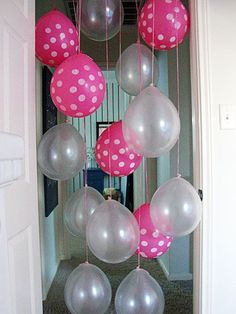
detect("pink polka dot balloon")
[138,0,189,51]
[95,121,142,177]
[134,203,172,259]
[50,53,105,117]
[35,9,79,67]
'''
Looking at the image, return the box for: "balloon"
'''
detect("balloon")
[115,43,158,96]
[81,0,124,41]
[122,86,180,157]
[35,9,79,67]
[115,268,165,314]
[64,186,104,237]
[37,123,85,180]
[138,0,189,50]
[134,203,172,259]
[86,200,140,263]
[95,120,142,177]
[50,53,105,118]
[150,177,202,237]
[64,263,111,314]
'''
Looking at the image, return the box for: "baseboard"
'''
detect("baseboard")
[158,259,193,281]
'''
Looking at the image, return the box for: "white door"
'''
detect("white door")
[0,1,42,313]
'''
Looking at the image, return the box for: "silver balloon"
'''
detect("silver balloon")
[64,186,104,237]
[115,268,165,314]
[122,86,180,157]
[37,123,85,180]
[81,0,124,41]
[64,263,112,314]
[86,200,140,263]
[115,43,159,96]
[150,177,202,237]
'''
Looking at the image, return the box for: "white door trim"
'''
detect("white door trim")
[190,1,214,313]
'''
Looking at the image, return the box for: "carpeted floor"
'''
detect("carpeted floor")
[43,252,193,314]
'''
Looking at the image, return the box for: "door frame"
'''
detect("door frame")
[190,1,213,313]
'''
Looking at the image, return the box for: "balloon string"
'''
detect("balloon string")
[82,117,89,262]
[77,0,82,53]
[151,0,155,86]
[104,0,112,198]
[144,158,150,203]
[51,0,57,9]
[175,0,181,177]
[119,0,122,89]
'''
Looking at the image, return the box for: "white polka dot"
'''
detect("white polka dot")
[84,65,90,71]
[90,85,96,92]
[158,34,164,40]
[98,71,102,77]
[166,13,174,21]
[97,144,101,150]
[60,33,65,40]
[181,4,185,9]
[165,0,172,3]
[45,27,51,33]
[51,51,57,57]
[119,162,125,167]
[72,69,79,75]
[130,162,135,168]
[103,150,108,156]
[184,14,188,21]
[60,105,66,111]
[158,240,164,246]
[141,12,144,19]
[147,3,152,9]
[70,86,77,93]
[61,43,67,49]
[101,162,106,167]
[151,248,158,253]
[143,20,147,26]
[57,80,63,87]
[51,87,55,94]
[171,44,177,48]
[70,40,75,46]
[64,52,69,57]
[140,228,147,235]
[147,27,152,33]
[140,252,148,258]
[114,139,120,145]
[184,25,188,32]
[170,36,176,42]
[70,104,77,110]
[58,68,64,74]
[56,96,62,103]
[167,242,171,247]
[150,42,155,47]
[51,77,54,83]
[68,28,74,34]
[112,155,118,160]
[148,13,153,19]
[152,231,159,238]
[114,170,120,175]
[89,74,95,81]
[160,45,167,49]
[43,44,50,50]
[78,78,85,85]
[174,21,181,29]
[157,252,163,256]
[76,112,83,117]
[89,106,96,113]
[92,96,97,103]
[55,23,61,29]
[78,94,86,101]
[119,148,126,154]
[99,83,104,90]
[141,241,148,247]
[174,7,180,13]
[166,236,171,239]
[129,154,134,160]
[97,153,101,159]
[50,37,56,43]
[142,32,146,39]
[104,139,110,144]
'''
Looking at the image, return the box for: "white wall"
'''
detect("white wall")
[192,0,236,313]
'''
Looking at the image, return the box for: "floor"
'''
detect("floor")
[43,250,193,314]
